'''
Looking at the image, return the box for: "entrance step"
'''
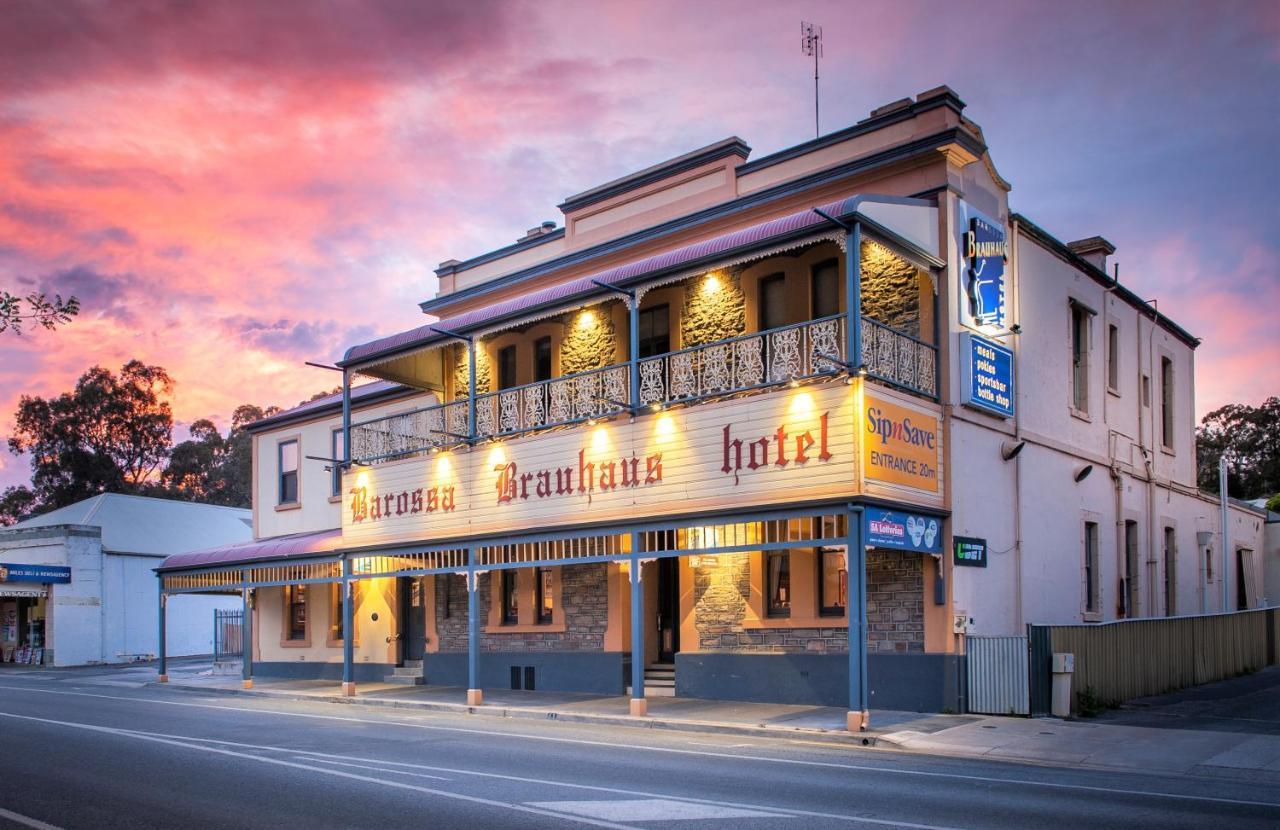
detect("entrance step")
[385,662,424,685]
[627,684,676,698]
[403,659,424,669]
[632,661,676,697]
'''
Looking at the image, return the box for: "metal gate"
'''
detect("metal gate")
[966,635,1029,715]
[213,609,243,661]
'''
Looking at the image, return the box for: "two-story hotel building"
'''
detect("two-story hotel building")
[156,86,1269,727]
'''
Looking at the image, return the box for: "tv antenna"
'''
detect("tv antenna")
[801,21,823,138]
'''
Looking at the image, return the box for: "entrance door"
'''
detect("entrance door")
[398,577,428,664]
[656,557,680,663]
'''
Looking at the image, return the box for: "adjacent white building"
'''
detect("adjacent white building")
[0,494,249,666]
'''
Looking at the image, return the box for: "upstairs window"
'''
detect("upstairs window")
[278,439,299,505]
[497,345,518,390]
[1070,303,1092,414]
[759,273,787,332]
[1107,324,1120,393]
[533,336,553,382]
[637,305,670,358]
[1160,357,1175,449]
[330,427,343,498]
[810,261,840,320]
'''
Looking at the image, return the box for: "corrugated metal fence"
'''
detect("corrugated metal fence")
[966,635,1030,715]
[1033,607,1279,712]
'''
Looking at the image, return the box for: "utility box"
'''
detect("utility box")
[1051,652,1075,717]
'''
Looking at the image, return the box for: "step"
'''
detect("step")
[391,666,422,677]
[384,674,424,685]
[647,662,675,670]
[645,668,675,678]
[645,678,675,688]
[626,685,676,698]
[402,659,424,669]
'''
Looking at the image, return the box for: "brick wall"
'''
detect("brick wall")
[692,549,924,654]
[435,563,609,653]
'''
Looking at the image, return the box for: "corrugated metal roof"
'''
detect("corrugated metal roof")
[244,379,406,433]
[344,196,856,366]
[10,493,252,557]
[159,527,341,571]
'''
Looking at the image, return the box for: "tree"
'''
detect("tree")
[8,361,173,509]
[161,403,279,507]
[1196,397,1280,499]
[0,485,37,526]
[0,291,79,335]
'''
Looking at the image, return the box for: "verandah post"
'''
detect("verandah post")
[241,583,254,690]
[845,222,863,371]
[629,541,645,716]
[341,368,351,469]
[848,505,869,731]
[156,579,168,682]
[466,551,482,706]
[467,339,478,441]
[628,296,640,410]
[341,558,355,697]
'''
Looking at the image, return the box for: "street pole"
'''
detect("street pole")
[1220,455,1229,611]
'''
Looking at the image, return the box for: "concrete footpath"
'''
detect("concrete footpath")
[149,661,1280,780]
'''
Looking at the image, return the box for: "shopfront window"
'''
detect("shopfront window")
[501,570,519,624]
[766,552,790,617]
[537,568,553,624]
[329,583,349,642]
[286,584,307,641]
[818,547,847,616]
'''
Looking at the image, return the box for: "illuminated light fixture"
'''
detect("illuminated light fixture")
[576,310,597,330]
[1073,464,1094,483]
[789,378,800,389]
[587,416,597,426]
[843,373,855,386]
[650,402,664,413]
[702,273,722,295]
[857,364,868,377]
[1001,440,1026,462]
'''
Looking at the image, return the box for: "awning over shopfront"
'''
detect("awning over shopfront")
[159,528,342,572]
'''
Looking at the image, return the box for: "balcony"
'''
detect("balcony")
[350,313,935,464]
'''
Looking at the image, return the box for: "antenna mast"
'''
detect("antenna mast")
[801,21,823,139]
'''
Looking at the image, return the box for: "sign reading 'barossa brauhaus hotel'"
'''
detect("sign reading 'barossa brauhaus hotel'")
[342,383,942,546]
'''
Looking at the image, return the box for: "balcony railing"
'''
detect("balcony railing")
[349,314,936,464]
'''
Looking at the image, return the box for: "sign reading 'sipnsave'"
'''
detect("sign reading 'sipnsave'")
[861,390,942,496]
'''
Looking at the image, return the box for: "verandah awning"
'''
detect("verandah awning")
[158,528,341,572]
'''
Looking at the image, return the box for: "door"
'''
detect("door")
[656,557,680,663]
[398,577,428,664]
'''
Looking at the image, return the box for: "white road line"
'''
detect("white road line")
[0,807,63,830]
[301,758,453,781]
[0,684,1276,810]
[0,711,636,830]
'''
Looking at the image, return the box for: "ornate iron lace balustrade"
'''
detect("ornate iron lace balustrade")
[349,314,935,464]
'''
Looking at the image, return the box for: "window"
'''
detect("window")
[810,261,839,319]
[537,568,554,624]
[278,439,299,505]
[1107,324,1120,392]
[1084,522,1100,615]
[1236,549,1254,610]
[533,336,553,382]
[1070,303,1091,413]
[330,428,344,498]
[759,273,787,331]
[501,570,519,624]
[818,547,847,616]
[329,583,348,641]
[766,551,790,617]
[285,584,307,641]
[1124,520,1140,618]
[1163,527,1176,617]
[637,305,670,358]
[1142,374,1151,407]
[497,345,518,390]
[1160,357,1174,449]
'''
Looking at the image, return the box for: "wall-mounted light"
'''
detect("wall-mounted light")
[1073,464,1094,483]
[576,310,597,330]
[1001,440,1026,461]
[702,273,722,295]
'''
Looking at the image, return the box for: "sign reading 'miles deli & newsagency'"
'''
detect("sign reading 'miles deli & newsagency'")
[343,382,945,547]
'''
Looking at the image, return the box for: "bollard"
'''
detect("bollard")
[1051,652,1074,717]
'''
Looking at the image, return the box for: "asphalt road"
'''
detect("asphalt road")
[0,668,1277,830]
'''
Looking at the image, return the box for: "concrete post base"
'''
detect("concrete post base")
[847,710,870,732]
[157,674,168,683]
[242,679,254,690]
[466,688,483,706]
[341,682,357,697]
[629,698,648,717]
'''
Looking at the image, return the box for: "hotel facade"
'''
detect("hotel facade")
[157,87,1269,726]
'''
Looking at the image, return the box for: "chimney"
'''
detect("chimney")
[518,221,558,243]
[1067,236,1116,272]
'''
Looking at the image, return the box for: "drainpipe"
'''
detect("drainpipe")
[341,369,351,469]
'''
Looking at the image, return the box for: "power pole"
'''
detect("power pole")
[801,21,823,139]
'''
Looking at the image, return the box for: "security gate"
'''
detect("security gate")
[966,635,1029,715]
[213,609,243,661]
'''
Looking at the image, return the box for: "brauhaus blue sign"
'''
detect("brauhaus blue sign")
[959,332,1014,418]
[965,215,1007,329]
[0,563,71,584]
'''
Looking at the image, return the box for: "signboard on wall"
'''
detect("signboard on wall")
[861,392,940,494]
[0,564,70,584]
[959,332,1014,418]
[953,536,987,567]
[864,509,942,554]
[958,205,1008,332]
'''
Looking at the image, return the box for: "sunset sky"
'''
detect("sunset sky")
[1,0,1277,492]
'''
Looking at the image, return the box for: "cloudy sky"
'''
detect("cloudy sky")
[1,0,1277,490]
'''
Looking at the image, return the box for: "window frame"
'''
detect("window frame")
[1160,356,1175,451]
[1123,520,1140,618]
[501,569,519,625]
[817,546,847,617]
[809,259,840,321]
[278,438,300,506]
[330,427,344,498]
[536,568,554,625]
[765,550,791,618]
[758,272,787,332]
[533,336,553,383]
[1163,527,1176,617]
[636,304,670,359]
[1106,323,1120,394]
[497,344,518,390]
[284,584,308,643]
[1069,301,1093,416]
[1084,521,1100,616]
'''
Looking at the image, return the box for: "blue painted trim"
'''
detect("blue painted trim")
[157,578,166,676]
[242,588,253,682]
[467,553,479,692]
[342,558,353,685]
[629,545,643,702]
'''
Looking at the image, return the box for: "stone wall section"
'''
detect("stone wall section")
[680,271,746,347]
[692,549,924,654]
[861,241,922,338]
[559,303,619,375]
[435,563,609,652]
[452,341,491,398]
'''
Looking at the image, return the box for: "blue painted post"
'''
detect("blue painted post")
[241,585,254,689]
[848,506,868,731]
[466,559,481,706]
[467,340,478,441]
[629,546,645,716]
[628,297,640,412]
[845,222,863,370]
[157,581,168,682]
[341,369,351,468]
[341,559,355,696]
